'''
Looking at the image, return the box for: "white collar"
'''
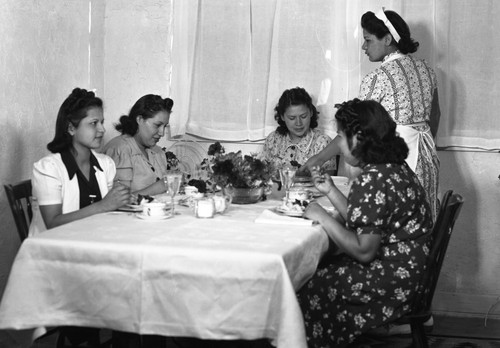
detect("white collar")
[382,51,404,65]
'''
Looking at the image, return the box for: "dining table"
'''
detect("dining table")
[0,194,331,348]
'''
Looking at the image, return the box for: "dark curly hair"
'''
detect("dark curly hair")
[335,98,408,165]
[274,87,319,135]
[361,10,419,54]
[115,94,174,136]
[47,88,103,153]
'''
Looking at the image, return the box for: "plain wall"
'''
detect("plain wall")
[0,1,499,324]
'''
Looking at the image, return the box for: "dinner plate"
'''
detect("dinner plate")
[117,205,143,212]
[294,175,312,183]
[135,212,172,221]
[274,207,304,218]
[293,181,314,188]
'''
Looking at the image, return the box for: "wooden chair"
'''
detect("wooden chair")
[4,180,111,348]
[4,179,33,242]
[404,190,464,348]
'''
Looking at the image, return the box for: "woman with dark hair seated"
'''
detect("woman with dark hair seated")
[103,94,174,196]
[30,88,132,346]
[298,99,433,347]
[261,87,335,173]
[30,88,131,235]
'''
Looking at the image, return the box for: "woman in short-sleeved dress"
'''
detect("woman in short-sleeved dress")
[299,99,433,347]
[30,88,130,236]
[103,94,173,196]
[359,53,439,222]
[261,87,335,173]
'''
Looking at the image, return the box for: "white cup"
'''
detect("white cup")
[212,194,232,214]
[143,202,167,217]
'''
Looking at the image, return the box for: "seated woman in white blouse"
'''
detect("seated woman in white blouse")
[103,94,173,196]
[261,87,335,174]
[30,88,131,235]
[29,88,132,346]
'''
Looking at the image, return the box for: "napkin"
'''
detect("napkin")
[255,209,314,226]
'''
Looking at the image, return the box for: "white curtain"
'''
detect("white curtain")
[170,0,500,149]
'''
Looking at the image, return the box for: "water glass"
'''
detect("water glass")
[279,167,297,200]
[164,170,183,216]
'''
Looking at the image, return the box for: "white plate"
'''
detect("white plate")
[117,204,144,212]
[294,176,312,183]
[293,182,314,188]
[275,207,304,218]
[135,212,172,221]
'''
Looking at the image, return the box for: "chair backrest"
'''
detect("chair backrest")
[4,180,33,242]
[411,190,464,315]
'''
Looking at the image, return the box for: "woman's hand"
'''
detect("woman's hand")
[302,154,322,172]
[310,166,335,195]
[303,136,341,172]
[99,184,132,211]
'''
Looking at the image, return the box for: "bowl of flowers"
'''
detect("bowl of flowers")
[205,142,275,204]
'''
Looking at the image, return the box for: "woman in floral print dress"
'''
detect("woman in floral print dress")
[261,87,335,173]
[299,99,433,347]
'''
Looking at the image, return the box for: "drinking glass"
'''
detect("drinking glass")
[164,170,183,216]
[279,166,297,200]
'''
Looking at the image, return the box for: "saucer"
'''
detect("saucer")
[293,182,314,188]
[135,212,172,221]
[118,205,143,212]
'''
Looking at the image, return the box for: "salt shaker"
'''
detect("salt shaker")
[194,197,216,218]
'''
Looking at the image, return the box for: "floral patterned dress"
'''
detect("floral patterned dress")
[298,162,433,348]
[359,53,439,221]
[262,128,335,172]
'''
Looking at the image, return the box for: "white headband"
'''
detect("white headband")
[375,7,401,43]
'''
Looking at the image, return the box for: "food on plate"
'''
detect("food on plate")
[187,179,208,193]
[183,185,199,196]
[280,198,309,213]
[134,194,155,205]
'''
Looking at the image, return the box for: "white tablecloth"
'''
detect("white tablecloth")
[0,199,329,348]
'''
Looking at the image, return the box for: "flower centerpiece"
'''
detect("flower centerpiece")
[204,142,275,204]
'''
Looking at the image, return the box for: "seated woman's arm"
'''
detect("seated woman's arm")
[308,166,348,219]
[40,185,130,229]
[302,136,341,172]
[105,145,167,196]
[304,202,381,263]
[131,179,166,196]
[33,156,131,230]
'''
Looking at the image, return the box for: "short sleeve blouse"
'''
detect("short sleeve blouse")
[261,129,334,171]
[359,55,438,125]
[29,151,116,236]
[103,134,168,192]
